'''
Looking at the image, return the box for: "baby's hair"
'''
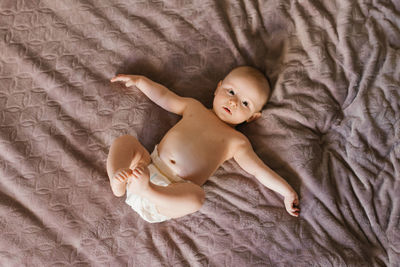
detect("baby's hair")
[264,74,272,98]
[230,66,271,102]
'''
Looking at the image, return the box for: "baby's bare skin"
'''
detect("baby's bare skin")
[157,100,244,186]
[108,66,300,219]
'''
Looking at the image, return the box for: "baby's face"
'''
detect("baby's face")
[212,71,269,125]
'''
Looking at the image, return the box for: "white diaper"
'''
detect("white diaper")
[125,145,187,223]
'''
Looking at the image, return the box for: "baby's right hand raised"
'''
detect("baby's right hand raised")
[110,74,143,88]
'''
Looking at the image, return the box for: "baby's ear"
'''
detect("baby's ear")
[215,81,223,95]
[246,112,262,122]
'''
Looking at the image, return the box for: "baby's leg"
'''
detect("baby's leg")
[144,182,206,219]
[107,135,151,197]
[126,169,205,219]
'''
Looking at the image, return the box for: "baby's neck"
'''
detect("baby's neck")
[208,108,237,128]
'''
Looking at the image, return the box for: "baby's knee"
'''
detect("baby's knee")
[114,134,139,145]
[190,187,206,212]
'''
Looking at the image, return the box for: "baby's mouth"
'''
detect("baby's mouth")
[223,106,231,114]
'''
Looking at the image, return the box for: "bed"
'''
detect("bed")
[0,0,399,266]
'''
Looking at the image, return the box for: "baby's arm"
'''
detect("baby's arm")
[233,139,300,217]
[110,74,190,115]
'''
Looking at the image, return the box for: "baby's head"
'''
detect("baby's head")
[213,66,270,126]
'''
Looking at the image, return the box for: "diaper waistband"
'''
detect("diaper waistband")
[150,145,184,183]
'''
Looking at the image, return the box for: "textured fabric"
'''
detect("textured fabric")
[125,145,188,223]
[0,0,399,266]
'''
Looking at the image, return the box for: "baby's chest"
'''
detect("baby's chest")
[174,118,237,157]
[160,115,240,179]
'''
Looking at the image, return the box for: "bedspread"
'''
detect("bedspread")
[0,0,399,266]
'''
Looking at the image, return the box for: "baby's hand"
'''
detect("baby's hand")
[110,74,142,88]
[284,192,300,217]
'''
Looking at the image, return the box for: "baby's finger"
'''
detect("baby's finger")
[288,208,299,216]
[115,174,125,182]
[110,75,130,83]
[130,171,138,179]
[134,167,143,173]
[114,175,122,182]
[122,170,132,178]
[293,207,300,216]
[125,81,135,87]
[110,77,121,82]
[120,170,129,177]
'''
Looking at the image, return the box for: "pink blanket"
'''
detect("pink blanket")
[0,0,399,265]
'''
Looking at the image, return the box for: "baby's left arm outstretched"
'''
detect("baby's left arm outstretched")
[233,139,300,217]
[110,74,191,116]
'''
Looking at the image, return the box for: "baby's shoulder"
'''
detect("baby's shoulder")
[182,97,202,106]
[222,127,248,146]
[231,130,250,146]
[223,130,251,159]
[182,98,205,112]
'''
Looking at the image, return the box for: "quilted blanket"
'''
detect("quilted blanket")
[0,0,399,266]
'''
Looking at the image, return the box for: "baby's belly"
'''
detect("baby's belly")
[157,139,225,185]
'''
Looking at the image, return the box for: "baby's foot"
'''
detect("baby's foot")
[111,168,132,196]
[126,166,150,195]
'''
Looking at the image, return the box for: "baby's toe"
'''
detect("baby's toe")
[113,168,131,182]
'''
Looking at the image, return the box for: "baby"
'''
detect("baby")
[107,66,300,223]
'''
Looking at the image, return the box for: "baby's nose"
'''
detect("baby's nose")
[229,99,237,107]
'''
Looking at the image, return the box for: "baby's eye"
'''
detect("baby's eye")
[242,101,249,107]
[227,89,235,96]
